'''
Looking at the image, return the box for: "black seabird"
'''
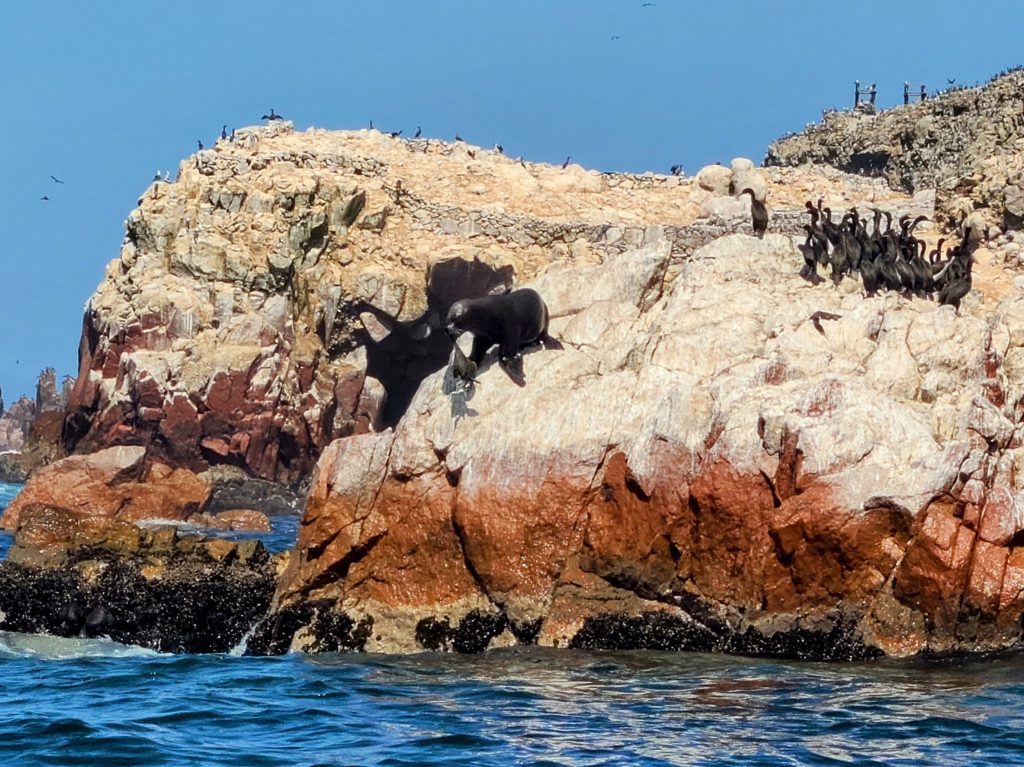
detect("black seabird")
[50,175,64,184]
[261,108,284,121]
[389,130,403,138]
[738,188,768,239]
[39,195,49,201]
[197,140,204,150]
[561,156,571,169]
[455,132,464,142]
[221,125,228,140]
[414,126,422,138]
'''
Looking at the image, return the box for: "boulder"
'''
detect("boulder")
[0,446,211,530]
[696,164,733,195]
[730,157,768,201]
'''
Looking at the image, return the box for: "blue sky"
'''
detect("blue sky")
[1,1,1021,400]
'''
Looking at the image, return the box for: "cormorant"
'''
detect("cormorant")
[670,164,683,176]
[39,195,49,201]
[197,140,204,150]
[455,132,464,142]
[221,125,228,140]
[738,188,767,239]
[414,126,422,138]
[261,108,283,121]
[611,35,621,40]
[50,175,64,184]
[389,130,403,138]
[495,144,504,153]
[561,155,571,169]
[798,225,822,284]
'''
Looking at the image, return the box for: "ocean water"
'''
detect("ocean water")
[3,482,1024,766]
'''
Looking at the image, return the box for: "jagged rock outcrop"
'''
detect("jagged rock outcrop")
[0,368,75,480]
[61,123,914,484]
[766,70,1024,233]
[0,396,33,455]
[255,230,1024,659]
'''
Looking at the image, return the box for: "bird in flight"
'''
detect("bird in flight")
[947,78,956,85]
[641,2,655,6]
[610,35,621,40]
[50,175,64,184]
[39,195,50,201]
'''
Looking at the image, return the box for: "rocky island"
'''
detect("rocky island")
[3,70,1024,659]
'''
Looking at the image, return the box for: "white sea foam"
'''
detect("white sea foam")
[0,630,163,660]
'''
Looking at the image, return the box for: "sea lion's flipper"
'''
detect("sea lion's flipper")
[499,355,527,387]
[539,333,563,351]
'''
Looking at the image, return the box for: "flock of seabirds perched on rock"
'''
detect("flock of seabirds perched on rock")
[793,200,978,309]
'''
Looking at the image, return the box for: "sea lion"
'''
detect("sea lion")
[84,605,114,638]
[445,288,556,383]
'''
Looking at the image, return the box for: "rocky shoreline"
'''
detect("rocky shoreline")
[3,71,1024,659]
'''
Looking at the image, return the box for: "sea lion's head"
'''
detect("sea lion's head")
[446,300,470,338]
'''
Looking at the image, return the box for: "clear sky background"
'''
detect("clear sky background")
[1,1,1021,401]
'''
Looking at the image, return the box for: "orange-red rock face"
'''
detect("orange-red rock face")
[0,446,210,531]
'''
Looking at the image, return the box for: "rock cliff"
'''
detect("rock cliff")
[766,70,1024,233]
[17,86,1024,658]
[62,122,907,483]
[255,223,1024,659]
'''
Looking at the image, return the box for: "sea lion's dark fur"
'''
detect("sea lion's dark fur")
[446,288,554,370]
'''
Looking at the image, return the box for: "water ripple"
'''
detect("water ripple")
[0,633,1023,764]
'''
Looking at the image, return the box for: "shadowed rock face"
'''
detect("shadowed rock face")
[253,231,1024,659]
[348,257,515,429]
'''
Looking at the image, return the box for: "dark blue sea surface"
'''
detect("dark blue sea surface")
[4,484,1024,766]
[3,639,1024,767]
